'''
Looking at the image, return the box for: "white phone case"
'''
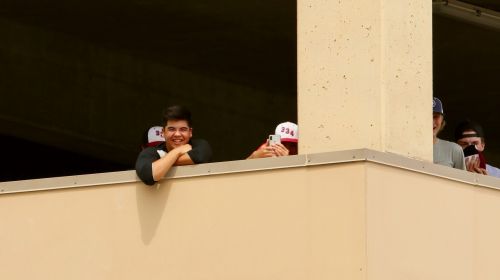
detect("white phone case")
[268,134,281,145]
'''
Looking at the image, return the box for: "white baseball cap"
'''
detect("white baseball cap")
[147,126,165,147]
[275,122,298,143]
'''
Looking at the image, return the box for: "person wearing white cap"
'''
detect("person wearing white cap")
[141,126,165,150]
[247,122,298,159]
[432,97,465,170]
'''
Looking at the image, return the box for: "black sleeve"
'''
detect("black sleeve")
[135,147,160,186]
[187,139,213,164]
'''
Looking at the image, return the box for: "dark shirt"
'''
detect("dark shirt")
[135,139,212,185]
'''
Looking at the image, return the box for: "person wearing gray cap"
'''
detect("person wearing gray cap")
[432,97,465,170]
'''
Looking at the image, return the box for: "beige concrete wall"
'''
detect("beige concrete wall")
[0,163,366,280]
[2,153,500,280]
[298,0,433,160]
[366,162,500,280]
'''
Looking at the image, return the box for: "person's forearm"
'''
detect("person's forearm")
[247,148,275,159]
[247,151,259,159]
[175,153,194,166]
[152,150,182,181]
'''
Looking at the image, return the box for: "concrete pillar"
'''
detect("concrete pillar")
[298,0,433,161]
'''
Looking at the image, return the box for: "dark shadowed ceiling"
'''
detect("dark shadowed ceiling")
[0,0,296,94]
[461,0,500,11]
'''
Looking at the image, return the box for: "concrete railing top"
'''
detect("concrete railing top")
[1,149,499,194]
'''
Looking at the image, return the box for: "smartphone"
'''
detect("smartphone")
[463,145,486,169]
[463,145,478,157]
[268,134,281,146]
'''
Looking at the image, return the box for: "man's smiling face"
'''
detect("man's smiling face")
[433,112,444,139]
[164,120,192,151]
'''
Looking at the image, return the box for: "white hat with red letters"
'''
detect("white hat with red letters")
[275,122,298,143]
[146,126,165,147]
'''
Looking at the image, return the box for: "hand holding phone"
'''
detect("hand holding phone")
[463,145,486,169]
[464,145,487,174]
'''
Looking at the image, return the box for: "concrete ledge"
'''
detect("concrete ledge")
[1,149,499,194]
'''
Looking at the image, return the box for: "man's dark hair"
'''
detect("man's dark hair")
[162,105,192,127]
[454,119,485,142]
